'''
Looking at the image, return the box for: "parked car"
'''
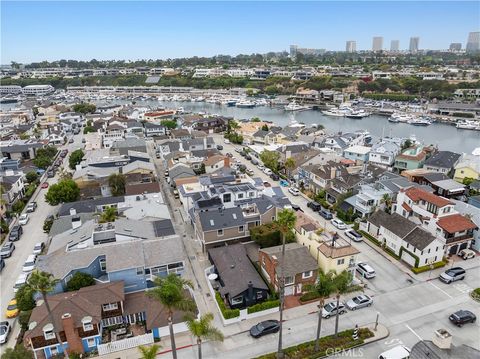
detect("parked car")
[41,182,49,189]
[439,267,466,284]
[257,164,265,171]
[249,320,280,338]
[173,190,179,199]
[245,154,252,160]
[26,201,37,213]
[290,204,302,212]
[33,242,45,255]
[225,152,233,158]
[251,158,258,165]
[346,294,373,310]
[263,181,271,187]
[8,225,22,241]
[263,168,273,176]
[356,262,376,279]
[240,151,246,157]
[224,139,230,144]
[270,173,280,181]
[0,321,11,345]
[13,273,29,293]
[378,345,411,359]
[164,170,169,177]
[345,229,363,242]
[322,301,346,318]
[47,170,55,178]
[459,249,475,260]
[246,169,254,176]
[68,138,74,144]
[22,254,37,272]
[288,187,300,196]
[449,310,476,327]
[331,218,346,230]
[18,213,29,225]
[279,179,289,187]
[216,145,223,150]
[319,209,333,220]
[0,242,15,258]
[307,201,322,212]
[5,299,19,318]
[82,138,86,143]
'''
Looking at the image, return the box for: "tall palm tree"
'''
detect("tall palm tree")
[275,208,297,359]
[304,270,337,352]
[147,274,196,359]
[333,270,354,337]
[380,193,392,213]
[185,312,224,359]
[138,344,161,359]
[284,157,296,179]
[27,270,67,357]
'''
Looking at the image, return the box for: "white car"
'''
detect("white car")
[264,168,273,176]
[378,345,411,359]
[345,229,363,242]
[356,262,376,279]
[224,139,230,144]
[13,273,29,293]
[0,321,11,345]
[257,164,265,171]
[22,254,37,272]
[33,242,45,255]
[18,213,29,225]
[288,188,300,196]
[331,218,346,230]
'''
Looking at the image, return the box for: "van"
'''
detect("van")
[378,345,411,359]
[356,262,376,279]
[23,254,37,272]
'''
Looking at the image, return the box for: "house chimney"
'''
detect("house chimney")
[224,156,230,168]
[247,281,254,304]
[330,167,336,179]
[286,150,292,159]
[72,216,82,229]
[70,208,77,216]
[203,137,207,149]
[432,329,452,350]
[61,313,84,354]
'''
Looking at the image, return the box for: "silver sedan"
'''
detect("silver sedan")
[345,294,373,310]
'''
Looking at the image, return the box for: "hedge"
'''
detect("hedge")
[299,291,321,303]
[247,299,280,314]
[254,328,374,359]
[411,259,448,274]
[358,230,381,246]
[215,291,240,319]
[383,246,400,260]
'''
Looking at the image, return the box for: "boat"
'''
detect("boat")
[236,100,256,108]
[409,118,432,126]
[321,108,347,117]
[284,102,309,112]
[388,118,400,123]
[456,120,478,130]
[345,110,369,119]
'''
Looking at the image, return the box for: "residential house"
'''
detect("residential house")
[208,244,269,309]
[110,138,147,156]
[125,121,145,137]
[453,153,480,182]
[453,199,480,251]
[259,243,318,296]
[143,122,166,137]
[316,237,360,276]
[102,124,125,148]
[368,139,402,168]
[423,151,461,176]
[203,155,229,174]
[343,145,371,164]
[0,139,44,161]
[168,164,196,187]
[0,174,25,207]
[315,131,371,155]
[365,211,445,267]
[343,183,392,217]
[182,116,227,134]
[170,129,192,140]
[394,145,428,172]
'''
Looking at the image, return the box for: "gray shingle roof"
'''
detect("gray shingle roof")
[260,243,318,277]
[58,196,125,216]
[402,227,437,251]
[368,210,416,238]
[198,207,248,230]
[424,151,461,169]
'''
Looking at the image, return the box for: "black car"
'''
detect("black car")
[307,201,322,212]
[8,225,23,242]
[319,209,333,219]
[251,158,259,165]
[249,320,280,338]
[449,310,476,327]
[0,242,15,258]
[290,204,303,212]
[216,145,223,150]
[240,151,246,157]
[270,173,280,181]
[245,154,252,160]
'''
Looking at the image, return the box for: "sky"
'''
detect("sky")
[1,1,479,63]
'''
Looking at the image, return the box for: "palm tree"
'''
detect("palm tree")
[147,274,196,359]
[185,312,224,359]
[138,344,161,359]
[333,270,354,337]
[304,270,336,352]
[99,206,117,223]
[380,193,392,213]
[284,157,296,179]
[275,208,297,359]
[27,270,67,357]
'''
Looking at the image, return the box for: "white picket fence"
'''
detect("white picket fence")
[97,333,154,355]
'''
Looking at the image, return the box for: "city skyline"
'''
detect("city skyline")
[1,1,479,63]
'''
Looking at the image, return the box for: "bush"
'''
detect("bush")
[66,272,95,291]
[215,291,239,319]
[19,310,32,331]
[358,230,381,246]
[69,149,84,170]
[25,171,39,184]
[250,223,295,248]
[399,246,420,267]
[411,260,448,274]
[383,246,400,260]
[299,291,320,303]
[15,285,36,312]
[247,299,279,314]
[24,183,37,199]
[12,200,25,214]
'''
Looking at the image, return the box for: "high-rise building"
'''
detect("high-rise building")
[409,37,420,53]
[390,40,400,52]
[466,32,480,53]
[346,41,356,53]
[372,36,383,52]
[449,43,462,51]
[290,45,298,58]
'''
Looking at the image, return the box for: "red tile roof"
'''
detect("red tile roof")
[405,187,452,208]
[402,202,413,212]
[437,214,478,234]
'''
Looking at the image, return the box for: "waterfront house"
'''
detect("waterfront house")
[423,151,461,176]
[368,139,401,168]
[453,153,480,182]
[208,244,269,309]
[343,145,371,164]
[394,145,428,172]
[143,122,167,137]
[259,243,318,296]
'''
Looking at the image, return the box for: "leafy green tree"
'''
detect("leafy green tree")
[260,151,280,172]
[12,200,25,214]
[69,149,84,169]
[1,345,34,359]
[45,179,80,205]
[26,270,67,357]
[185,313,224,359]
[401,139,413,150]
[275,209,297,358]
[304,270,337,352]
[25,171,39,184]
[99,206,117,223]
[66,272,95,292]
[108,173,126,196]
[33,146,57,169]
[284,157,296,178]
[19,310,33,331]
[333,270,354,337]
[138,344,161,359]
[73,103,96,114]
[83,126,95,134]
[462,177,475,186]
[147,274,196,359]
[261,124,269,131]
[33,156,52,170]
[160,119,177,129]
[251,117,261,122]
[15,285,36,312]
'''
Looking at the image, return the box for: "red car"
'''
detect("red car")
[41,182,49,189]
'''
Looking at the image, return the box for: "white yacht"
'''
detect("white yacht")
[284,102,309,112]
[321,108,348,117]
[409,117,432,126]
[236,100,256,108]
[456,120,479,130]
[345,109,369,119]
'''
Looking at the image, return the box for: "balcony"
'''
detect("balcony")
[445,234,474,244]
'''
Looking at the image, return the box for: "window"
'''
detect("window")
[65,274,73,283]
[50,347,58,356]
[239,225,244,232]
[217,229,223,236]
[337,258,345,265]
[284,276,294,285]
[256,292,263,299]
[136,267,144,276]
[238,193,244,200]
[223,193,231,203]
[302,271,313,279]
[249,192,255,198]
[272,216,275,221]
[44,330,55,340]
[102,303,118,311]
[99,258,106,271]
[86,338,96,348]
[261,256,266,267]
[231,296,243,305]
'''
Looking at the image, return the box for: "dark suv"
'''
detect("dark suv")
[8,225,23,242]
[449,310,476,327]
[307,201,322,212]
[319,209,333,219]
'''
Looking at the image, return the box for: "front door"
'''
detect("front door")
[284,285,294,296]
[296,283,302,295]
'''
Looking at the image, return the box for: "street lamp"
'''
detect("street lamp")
[374,312,380,331]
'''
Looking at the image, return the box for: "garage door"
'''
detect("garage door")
[449,244,459,255]
[401,250,416,267]
[284,285,294,296]
[459,242,468,251]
